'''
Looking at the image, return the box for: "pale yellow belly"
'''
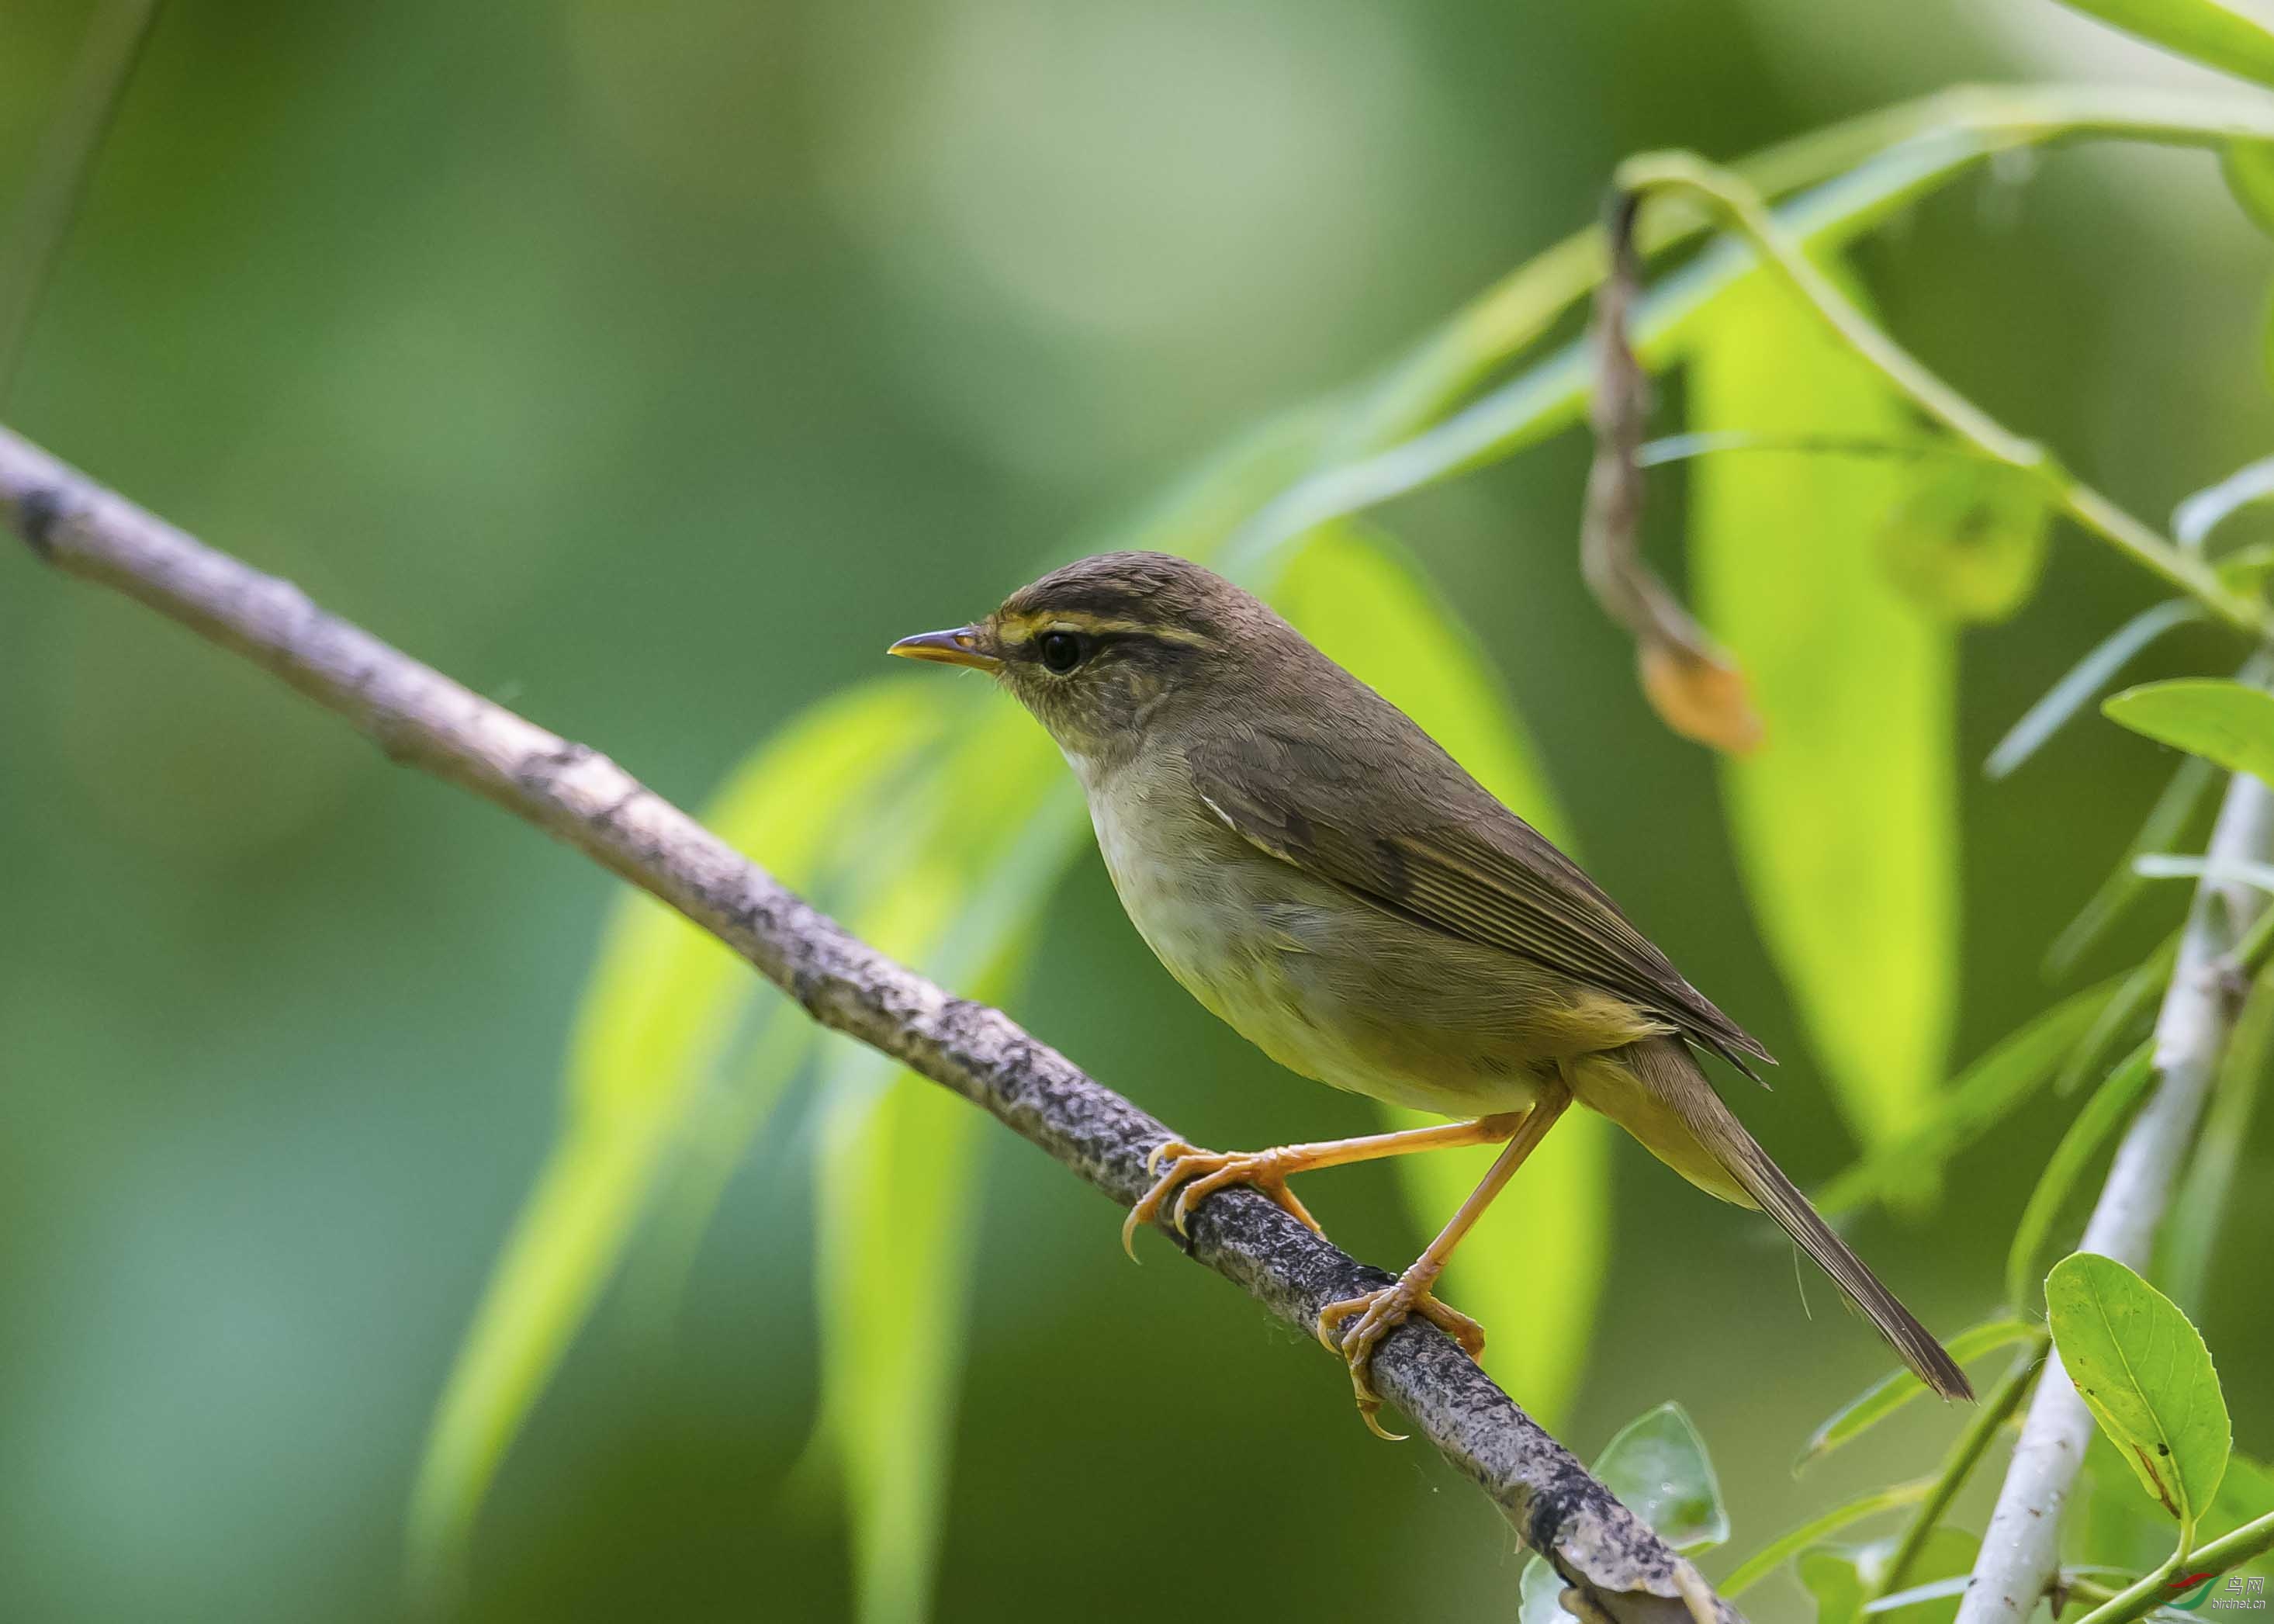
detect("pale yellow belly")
[1083,768,1650,1117]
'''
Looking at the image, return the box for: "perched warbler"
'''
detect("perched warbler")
[892,551,1969,1435]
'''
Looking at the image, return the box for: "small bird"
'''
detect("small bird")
[891,551,1970,1434]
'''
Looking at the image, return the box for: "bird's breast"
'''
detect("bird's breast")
[1078,756,1577,1117]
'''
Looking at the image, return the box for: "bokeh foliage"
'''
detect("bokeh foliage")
[6,1,2274,1622]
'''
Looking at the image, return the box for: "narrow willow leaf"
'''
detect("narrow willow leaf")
[801,701,1084,1624]
[1520,1404,1728,1624]
[1860,1574,1978,1615]
[2264,281,2274,400]
[1235,129,2017,574]
[2048,756,2220,976]
[1117,404,1342,566]
[630,709,1082,1354]
[1691,269,1957,1162]
[1878,460,2052,623]
[2228,144,2274,240]
[2135,853,2274,894]
[2158,961,2274,1314]
[1795,1318,2037,1470]
[2047,1253,2231,1533]
[409,680,954,1591]
[815,1069,982,1624]
[1802,1527,1978,1624]
[2050,0,2274,91]
[1985,602,2209,781]
[1812,973,2117,1217]
[2006,1041,2155,1311]
[2175,454,2274,549]
[1723,1479,1935,1596]
[2055,931,2180,1098]
[1269,522,1606,1424]
[2218,541,2274,596]
[2106,680,2274,784]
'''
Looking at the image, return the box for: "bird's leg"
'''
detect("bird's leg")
[1121,1113,1527,1260]
[1316,1082,1573,1439]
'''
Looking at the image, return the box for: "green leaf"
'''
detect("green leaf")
[1877,460,2052,623]
[1519,1404,1727,1624]
[2213,1456,2274,1547]
[1984,602,2209,781]
[2006,1040,2156,1311]
[796,698,1083,1624]
[814,1070,986,1624]
[408,678,955,1595]
[1814,978,2116,1217]
[2219,540,2274,597]
[2106,679,2274,784]
[1690,268,1957,1163]
[2263,280,2274,400]
[1240,127,2024,562]
[1800,1545,1872,1624]
[2056,931,2180,1098]
[2224,143,2274,239]
[2049,0,2274,91]
[1723,1479,1935,1596]
[2047,1252,2231,1535]
[1800,1527,1978,1624]
[1269,523,1607,1423]
[2158,961,2274,1314]
[1795,1318,2037,1470]
[1594,1401,1732,1554]
[2084,1436,2274,1581]
[2047,756,2220,977]
[2175,455,2274,550]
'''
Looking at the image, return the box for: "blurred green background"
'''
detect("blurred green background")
[3,1,2272,1620]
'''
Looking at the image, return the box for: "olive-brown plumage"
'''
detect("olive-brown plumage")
[891,549,1970,1427]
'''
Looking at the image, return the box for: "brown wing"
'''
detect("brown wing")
[1186,723,1773,1077]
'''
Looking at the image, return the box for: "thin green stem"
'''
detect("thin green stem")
[1611,151,2269,638]
[1871,1335,2052,1599]
[1720,1477,1937,1597]
[1245,81,2274,604]
[2065,1511,2274,1624]
[1337,81,2274,458]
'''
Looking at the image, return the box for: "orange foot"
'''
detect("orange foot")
[1316,1276,1485,1440]
[1120,1139,1324,1259]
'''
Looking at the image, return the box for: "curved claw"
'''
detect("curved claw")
[1145,1137,1194,1179]
[1121,1139,1200,1261]
[1120,1141,1325,1259]
[1315,1279,1485,1440]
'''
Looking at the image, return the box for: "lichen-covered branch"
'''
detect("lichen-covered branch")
[0,422,1736,1624]
[1955,769,2274,1624]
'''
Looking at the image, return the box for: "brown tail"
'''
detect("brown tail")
[1618,1039,1974,1402]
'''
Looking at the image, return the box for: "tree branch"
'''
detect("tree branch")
[0,422,1736,1624]
[1955,767,2274,1624]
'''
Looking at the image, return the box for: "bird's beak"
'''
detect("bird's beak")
[887,625,1002,673]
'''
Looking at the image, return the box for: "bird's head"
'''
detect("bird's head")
[888,551,1268,770]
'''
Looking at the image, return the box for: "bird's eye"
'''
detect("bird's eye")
[1038,631,1086,673]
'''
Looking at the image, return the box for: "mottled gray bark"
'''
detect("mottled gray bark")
[0,423,1734,1624]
